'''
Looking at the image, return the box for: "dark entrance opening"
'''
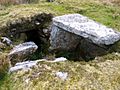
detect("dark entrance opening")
[25,29,50,60]
[7,13,53,60]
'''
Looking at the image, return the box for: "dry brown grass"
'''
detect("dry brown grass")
[99,0,120,5]
[0,0,17,5]
[0,0,39,5]
[0,53,10,79]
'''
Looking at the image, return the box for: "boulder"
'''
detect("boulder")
[8,42,38,65]
[50,25,81,51]
[50,14,120,60]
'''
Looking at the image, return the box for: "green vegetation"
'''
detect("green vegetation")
[0,53,9,80]
[1,59,120,90]
[0,0,120,90]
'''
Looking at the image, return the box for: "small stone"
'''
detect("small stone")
[25,78,30,84]
[1,37,12,46]
[115,52,120,57]
[52,57,67,62]
[56,72,68,80]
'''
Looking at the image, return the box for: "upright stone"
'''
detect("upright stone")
[50,14,120,60]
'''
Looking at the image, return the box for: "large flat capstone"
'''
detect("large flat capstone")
[50,14,120,60]
[52,14,120,45]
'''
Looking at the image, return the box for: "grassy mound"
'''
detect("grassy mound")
[0,0,120,89]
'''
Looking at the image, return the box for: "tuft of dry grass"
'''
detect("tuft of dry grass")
[0,0,39,5]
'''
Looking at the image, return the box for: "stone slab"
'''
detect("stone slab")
[53,14,120,45]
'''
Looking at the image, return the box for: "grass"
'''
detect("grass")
[0,0,39,5]
[0,52,9,80]
[99,0,120,6]
[0,0,120,90]
[1,59,120,90]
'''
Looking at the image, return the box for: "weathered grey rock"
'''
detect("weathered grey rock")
[56,72,68,80]
[76,39,109,60]
[9,59,47,72]
[9,61,38,72]
[8,42,38,65]
[1,37,12,46]
[50,14,120,60]
[9,57,67,72]
[50,25,81,51]
[51,14,120,46]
